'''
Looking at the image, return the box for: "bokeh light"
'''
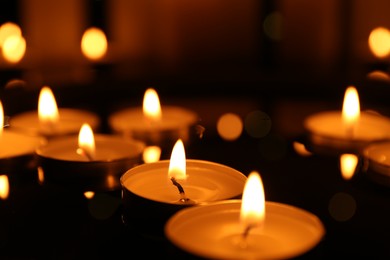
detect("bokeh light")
[328,192,356,222]
[244,110,272,138]
[217,113,243,141]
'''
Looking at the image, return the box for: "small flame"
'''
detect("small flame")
[81,27,108,61]
[0,100,3,136]
[2,34,26,63]
[143,145,162,163]
[368,27,390,58]
[77,123,96,160]
[38,86,60,130]
[340,154,358,180]
[0,175,10,200]
[342,86,360,134]
[37,167,45,185]
[84,191,95,199]
[168,139,186,180]
[240,171,266,231]
[143,88,162,122]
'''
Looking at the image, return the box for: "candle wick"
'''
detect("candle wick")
[170,177,191,203]
[238,224,255,249]
[76,147,94,161]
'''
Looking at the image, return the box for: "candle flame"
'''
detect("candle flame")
[0,100,3,136]
[368,27,390,58]
[168,139,186,180]
[38,86,60,128]
[81,27,108,61]
[240,171,266,230]
[2,34,26,63]
[84,191,95,199]
[143,88,162,121]
[143,145,162,163]
[77,123,96,160]
[0,175,10,200]
[340,154,358,180]
[342,86,360,134]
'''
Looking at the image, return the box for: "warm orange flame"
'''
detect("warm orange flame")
[368,27,390,58]
[0,175,9,200]
[143,145,162,163]
[37,166,45,184]
[168,139,186,180]
[340,154,358,180]
[143,88,162,121]
[0,101,3,136]
[81,27,108,61]
[38,86,60,129]
[0,22,21,46]
[2,34,26,63]
[240,171,266,230]
[342,86,360,133]
[84,191,95,199]
[77,123,96,160]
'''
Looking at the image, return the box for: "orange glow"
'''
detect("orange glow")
[340,154,358,180]
[292,141,312,157]
[168,139,186,180]
[217,113,243,141]
[0,22,21,46]
[342,86,360,134]
[77,123,96,160]
[84,191,95,199]
[143,88,162,122]
[240,171,266,230]
[81,27,107,61]
[367,70,390,82]
[143,145,162,163]
[2,34,26,63]
[37,167,45,185]
[0,175,9,200]
[368,27,390,58]
[0,100,3,136]
[38,86,60,130]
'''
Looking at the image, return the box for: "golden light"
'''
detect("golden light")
[217,113,243,141]
[77,123,96,160]
[37,167,45,185]
[342,86,360,134]
[339,154,358,180]
[292,141,312,157]
[84,191,95,199]
[168,139,186,180]
[0,100,3,136]
[240,171,266,231]
[0,175,10,200]
[2,34,26,63]
[143,145,162,163]
[368,27,390,58]
[143,88,162,122]
[38,86,60,129]
[81,27,108,61]
[0,22,21,46]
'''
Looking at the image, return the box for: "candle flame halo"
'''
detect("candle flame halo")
[143,88,162,121]
[240,171,266,231]
[38,86,60,127]
[78,123,96,160]
[168,139,186,180]
[342,86,360,133]
[81,27,108,61]
[368,27,390,58]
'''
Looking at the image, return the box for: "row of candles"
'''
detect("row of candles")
[1,83,390,259]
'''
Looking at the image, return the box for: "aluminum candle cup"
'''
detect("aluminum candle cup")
[120,159,247,237]
[10,108,101,138]
[36,134,145,191]
[165,200,325,260]
[362,141,390,187]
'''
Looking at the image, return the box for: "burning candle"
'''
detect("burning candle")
[108,88,199,160]
[304,85,390,154]
[9,86,100,138]
[36,123,145,191]
[165,171,325,260]
[120,139,247,237]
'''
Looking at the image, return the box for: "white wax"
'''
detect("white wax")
[36,134,145,162]
[304,110,390,141]
[121,160,247,204]
[165,200,325,260]
[10,108,100,137]
[0,130,46,158]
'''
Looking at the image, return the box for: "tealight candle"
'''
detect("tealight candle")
[36,123,145,191]
[9,86,100,138]
[165,171,325,260]
[362,141,390,187]
[304,85,390,154]
[120,139,247,237]
[108,88,199,159]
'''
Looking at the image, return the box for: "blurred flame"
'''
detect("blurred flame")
[293,141,312,157]
[37,167,45,185]
[84,191,95,199]
[143,88,162,121]
[81,27,107,61]
[78,123,96,160]
[368,27,390,58]
[2,34,26,63]
[240,171,266,230]
[38,86,59,128]
[168,139,186,180]
[0,175,9,200]
[0,100,3,136]
[340,154,358,180]
[0,22,21,46]
[143,145,161,163]
[342,86,360,133]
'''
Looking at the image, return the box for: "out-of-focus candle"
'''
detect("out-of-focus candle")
[304,85,390,154]
[362,141,390,187]
[120,139,247,237]
[36,123,145,191]
[9,86,100,138]
[165,171,325,260]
